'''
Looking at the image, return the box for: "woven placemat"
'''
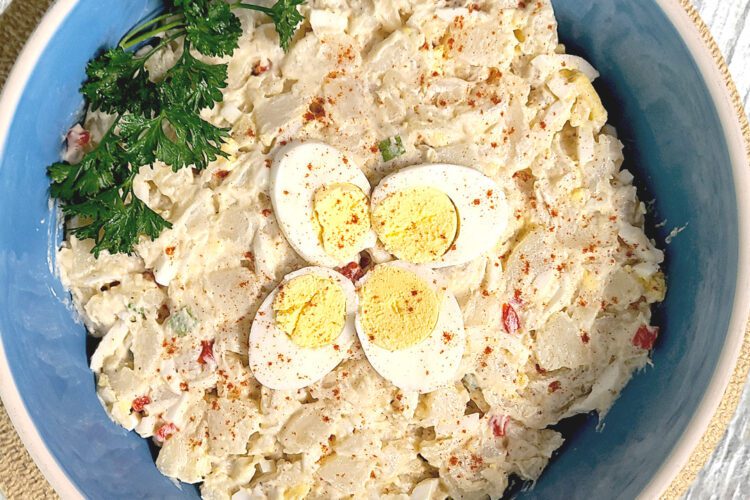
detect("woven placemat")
[0,1,748,499]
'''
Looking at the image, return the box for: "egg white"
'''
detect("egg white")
[270,141,377,267]
[248,266,357,390]
[370,164,509,268]
[354,261,466,393]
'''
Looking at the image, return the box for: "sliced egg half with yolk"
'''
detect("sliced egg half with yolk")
[355,262,466,393]
[370,164,508,267]
[249,266,357,390]
[271,141,377,267]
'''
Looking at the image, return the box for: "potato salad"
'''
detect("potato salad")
[57,0,666,498]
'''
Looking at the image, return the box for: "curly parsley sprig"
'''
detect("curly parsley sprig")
[48,0,305,256]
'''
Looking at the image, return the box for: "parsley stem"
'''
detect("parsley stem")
[121,20,186,50]
[120,12,181,48]
[231,2,274,15]
[136,31,186,61]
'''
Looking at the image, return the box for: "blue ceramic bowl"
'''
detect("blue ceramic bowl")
[1,1,748,498]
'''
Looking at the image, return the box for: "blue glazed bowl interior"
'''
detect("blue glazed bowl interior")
[0,1,737,499]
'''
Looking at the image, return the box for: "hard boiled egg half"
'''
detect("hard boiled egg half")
[271,142,377,268]
[354,262,466,393]
[370,164,508,267]
[248,266,357,390]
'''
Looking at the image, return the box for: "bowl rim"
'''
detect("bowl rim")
[0,0,84,497]
[0,0,748,499]
[639,2,750,497]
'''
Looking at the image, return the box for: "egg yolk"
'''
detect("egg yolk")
[371,187,458,263]
[313,183,371,261]
[561,69,607,128]
[359,265,440,351]
[273,274,346,348]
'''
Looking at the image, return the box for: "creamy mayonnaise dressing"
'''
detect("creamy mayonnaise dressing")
[58,1,665,498]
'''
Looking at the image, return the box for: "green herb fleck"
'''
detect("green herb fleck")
[168,307,197,336]
[127,302,147,318]
[378,136,406,162]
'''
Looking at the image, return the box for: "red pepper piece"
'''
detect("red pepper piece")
[336,261,361,282]
[502,303,520,334]
[155,422,178,442]
[131,395,151,413]
[198,340,215,365]
[489,415,509,437]
[632,324,659,350]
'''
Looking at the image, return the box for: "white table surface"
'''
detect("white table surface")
[0,0,747,498]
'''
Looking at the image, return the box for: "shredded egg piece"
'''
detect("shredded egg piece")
[272,274,346,348]
[313,183,371,261]
[358,265,440,351]
[371,186,458,263]
[562,69,607,128]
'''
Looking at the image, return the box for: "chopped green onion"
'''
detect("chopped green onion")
[127,302,146,319]
[168,307,197,336]
[378,135,406,162]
